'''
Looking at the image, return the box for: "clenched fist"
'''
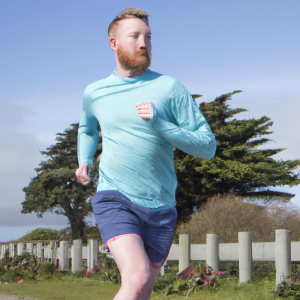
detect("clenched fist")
[75,164,90,186]
[136,102,152,120]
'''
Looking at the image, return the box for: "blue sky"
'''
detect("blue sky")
[0,0,299,242]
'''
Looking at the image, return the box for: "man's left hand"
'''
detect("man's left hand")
[136,102,152,121]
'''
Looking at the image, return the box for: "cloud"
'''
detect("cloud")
[0,207,69,227]
[0,100,47,207]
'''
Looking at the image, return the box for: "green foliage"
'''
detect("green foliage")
[13,252,37,267]
[220,262,276,282]
[85,226,101,241]
[175,91,300,223]
[22,124,102,239]
[73,270,86,278]
[0,270,17,282]
[21,228,60,241]
[97,253,121,284]
[252,262,276,281]
[0,264,6,275]
[153,262,179,292]
[0,252,39,282]
[38,262,54,277]
[3,249,10,265]
[276,270,300,298]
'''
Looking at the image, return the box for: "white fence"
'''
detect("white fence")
[0,230,294,289]
[0,239,106,273]
[168,241,300,262]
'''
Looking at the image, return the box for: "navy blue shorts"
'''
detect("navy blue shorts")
[92,190,177,268]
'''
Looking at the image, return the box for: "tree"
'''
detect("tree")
[22,124,102,239]
[20,228,60,241]
[175,91,300,223]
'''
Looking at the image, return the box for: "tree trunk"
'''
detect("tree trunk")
[63,204,86,240]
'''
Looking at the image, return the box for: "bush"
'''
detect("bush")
[276,270,300,298]
[13,252,37,267]
[96,253,121,283]
[175,194,300,243]
[38,262,54,276]
[153,262,179,292]
[73,270,86,278]
[0,264,6,275]
[0,270,17,282]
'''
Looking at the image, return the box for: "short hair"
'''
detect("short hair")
[108,7,150,38]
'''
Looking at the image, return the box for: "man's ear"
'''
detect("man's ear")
[109,38,117,51]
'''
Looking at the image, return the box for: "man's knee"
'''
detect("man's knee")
[122,264,151,292]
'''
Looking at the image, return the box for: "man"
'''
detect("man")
[76,7,216,300]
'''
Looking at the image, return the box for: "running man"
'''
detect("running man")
[76,7,216,300]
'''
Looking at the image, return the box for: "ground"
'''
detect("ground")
[0,277,280,300]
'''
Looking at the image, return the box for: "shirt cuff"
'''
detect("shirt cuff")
[148,103,158,127]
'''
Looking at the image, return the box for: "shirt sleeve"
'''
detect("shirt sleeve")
[149,80,216,160]
[77,88,99,171]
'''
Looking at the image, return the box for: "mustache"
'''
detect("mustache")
[136,49,150,56]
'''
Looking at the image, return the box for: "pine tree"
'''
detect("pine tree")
[175,91,300,223]
[22,124,102,239]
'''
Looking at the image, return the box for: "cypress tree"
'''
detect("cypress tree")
[175,91,300,223]
[22,124,102,239]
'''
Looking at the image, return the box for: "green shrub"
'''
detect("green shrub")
[153,262,178,292]
[276,269,300,298]
[0,270,17,282]
[38,262,54,276]
[13,252,37,267]
[73,270,86,278]
[0,264,6,275]
[252,262,276,280]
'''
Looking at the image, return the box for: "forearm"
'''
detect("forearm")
[151,112,216,160]
[77,125,99,167]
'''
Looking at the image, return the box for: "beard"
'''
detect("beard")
[117,45,151,72]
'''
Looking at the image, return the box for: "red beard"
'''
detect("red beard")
[117,45,151,72]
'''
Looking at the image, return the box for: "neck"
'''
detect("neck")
[115,59,147,78]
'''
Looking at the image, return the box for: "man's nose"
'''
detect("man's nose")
[139,36,148,49]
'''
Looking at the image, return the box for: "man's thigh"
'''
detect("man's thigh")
[108,235,149,275]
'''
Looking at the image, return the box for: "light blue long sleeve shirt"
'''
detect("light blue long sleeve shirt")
[78,68,216,211]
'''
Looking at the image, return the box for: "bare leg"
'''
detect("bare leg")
[108,235,151,300]
[137,264,160,300]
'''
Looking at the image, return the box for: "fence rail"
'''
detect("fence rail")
[0,229,293,289]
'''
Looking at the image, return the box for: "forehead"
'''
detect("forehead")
[116,18,151,36]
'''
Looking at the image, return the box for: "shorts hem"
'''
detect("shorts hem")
[149,258,166,268]
[105,233,142,249]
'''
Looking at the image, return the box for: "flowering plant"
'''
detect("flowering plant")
[276,271,300,298]
[184,265,225,297]
[0,252,40,282]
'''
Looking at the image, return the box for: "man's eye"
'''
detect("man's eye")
[132,35,138,38]
[148,36,151,40]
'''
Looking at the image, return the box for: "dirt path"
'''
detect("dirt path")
[0,294,37,300]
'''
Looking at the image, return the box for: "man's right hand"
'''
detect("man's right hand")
[75,164,91,186]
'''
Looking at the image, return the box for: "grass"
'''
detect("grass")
[0,277,280,300]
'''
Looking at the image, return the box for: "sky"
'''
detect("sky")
[0,0,299,242]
